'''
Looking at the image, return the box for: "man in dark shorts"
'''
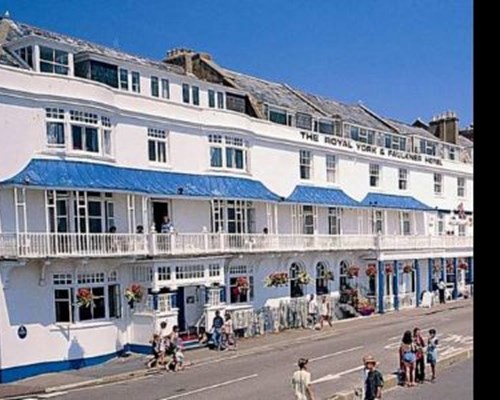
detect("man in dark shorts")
[363,355,383,400]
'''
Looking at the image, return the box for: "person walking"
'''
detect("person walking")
[438,280,446,304]
[319,295,333,329]
[211,310,224,350]
[291,358,315,400]
[363,355,383,400]
[426,328,439,381]
[413,327,426,383]
[307,294,318,329]
[223,312,236,350]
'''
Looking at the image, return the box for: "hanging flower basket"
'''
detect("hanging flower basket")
[265,272,289,287]
[357,297,375,316]
[458,262,468,271]
[76,288,94,308]
[324,270,335,281]
[125,283,143,307]
[297,271,312,285]
[236,276,250,290]
[365,265,377,278]
[403,264,413,274]
[385,264,394,275]
[346,265,360,278]
[446,263,454,273]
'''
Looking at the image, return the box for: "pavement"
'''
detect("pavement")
[384,357,473,400]
[0,299,473,400]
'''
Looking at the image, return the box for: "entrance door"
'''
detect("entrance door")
[177,286,204,332]
[152,202,169,233]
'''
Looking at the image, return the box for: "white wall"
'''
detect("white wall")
[172,199,210,232]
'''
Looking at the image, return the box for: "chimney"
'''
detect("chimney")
[428,111,459,144]
[164,48,195,74]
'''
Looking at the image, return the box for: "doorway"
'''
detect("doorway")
[177,286,205,332]
[152,201,169,233]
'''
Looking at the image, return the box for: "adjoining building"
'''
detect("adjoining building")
[0,15,473,383]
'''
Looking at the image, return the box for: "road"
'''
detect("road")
[385,357,473,400]
[43,301,473,400]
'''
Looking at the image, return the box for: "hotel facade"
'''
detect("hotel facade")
[0,16,473,382]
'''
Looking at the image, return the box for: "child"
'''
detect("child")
[427,328,439,381]
[146,334,161,368]
[363,355,383,400]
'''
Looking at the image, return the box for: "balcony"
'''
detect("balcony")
[0,232,473,259]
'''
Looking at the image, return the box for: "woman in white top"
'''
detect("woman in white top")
[320,295,333,329]
[223,312,236,350]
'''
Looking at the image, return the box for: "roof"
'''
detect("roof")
[0,17,184,75]
[385,118,441,141]
[457,135,473,147]
[0,159,280,202]
[285,185,360,208]
[360,193,432,211]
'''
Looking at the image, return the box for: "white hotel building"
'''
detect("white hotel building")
[0,16,473,382]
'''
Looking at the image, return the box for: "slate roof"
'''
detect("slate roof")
[0,17,184,75]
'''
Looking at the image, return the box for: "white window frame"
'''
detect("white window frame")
[161,78,170,99]
[208,89,215,108]
[400,211,411,235]
[326,154,337,183]
[217,91,225,109]
[208,134,249,172]
[328,207,341,235]
[457,177,466,198]
[131,71,141,93]
[398,168,408,191]
[119,68,129,90]
[373,210,384,234]
[434,173,443,195]
[148,128,168,164]
[369,164,380,187]
[150,76,159,97]
[45,107,66,147]
[300,150,312,180]
[228,265,254,304]
[39,46,69,75]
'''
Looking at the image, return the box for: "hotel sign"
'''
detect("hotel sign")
[299,132,443,166]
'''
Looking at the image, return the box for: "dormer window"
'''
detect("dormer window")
[296,113,312,130]
[269,107,287,125]
[14,46,33,68]
[39,46,69,75]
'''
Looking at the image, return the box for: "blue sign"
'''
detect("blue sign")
[18,325,27,339]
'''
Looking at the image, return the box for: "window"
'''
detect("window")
[434,173,443,195]
[151,76,159,97]
[217,92,225,109]
[358,129,375,144]
[373,210,384,234]
[161,79,170,99]
[192,86,200,106]
[289,262,304,298]
[319,120,339,136]
[350,126,359,141]
[226,93,246,113]
[296,113,312,130]
[457,177,466,197]
[300,150,312,180]
[182,84,190,103]
[208,134,248,171]
[369,164,380,187]
[269,108,287,125]
[367,263,376,296]
[102,117,112,156]
[316,262,330,296]
[72,126,99,152]
[119,68,128,90]
[385,134,406,151]
[302,205,315,235]
[211,200,253,233]
[401,212,411,235]
[39,46,69,75]
[328,207,341,235]
[458,224,466,236]
[208,90,215,108]
[420,140,436,156]
[46,108,65,146]
[326,154,337,183]
[53,272,120,323]
[399,169,408,190]
[448,147,456,161]
[15,46,33,67]
[437,213,444,235]
[228,266,254,304]
[131,71,141,93]
[339,260,349,290]
[148,128,168,163]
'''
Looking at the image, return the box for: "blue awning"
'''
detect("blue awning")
[361,193,432,211]
[0,159,280,202]
[285,185,360,207]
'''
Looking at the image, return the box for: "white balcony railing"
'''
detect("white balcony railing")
[0,233,473,259]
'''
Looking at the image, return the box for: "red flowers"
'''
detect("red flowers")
[125,283,143,303]
[265,272,288,287]
[385,264,394,275]
[403,264,414,274]
[76,288,94,308]
[458,263,468,271]
[365,265,377,278]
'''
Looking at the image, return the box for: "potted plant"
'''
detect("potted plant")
[432,263,441,274]
[76,288,94,308]
[403,264,413,274]
[324,270,335,281]
[365,265,377,278]
[265,272,289,287]
[346,265,360,278]
[458,262,468,271]
[446,263,454,273]
[235,276,250,295]
[357,297,375,316]
[125,283,143,308]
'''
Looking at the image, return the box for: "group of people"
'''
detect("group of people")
[147,322,185,372]
[205,310,237,351]
[399,327,438,387]
[307,294,333,329]
[291,355,384,400]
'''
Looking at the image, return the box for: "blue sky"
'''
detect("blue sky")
[2,0,473,126]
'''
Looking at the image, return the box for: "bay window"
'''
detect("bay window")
[148,128,168,163]
[209,134,248,171]
[210,199,254,233]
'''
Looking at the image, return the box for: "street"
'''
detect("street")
[385,357,473,400]
[26,301,473,400]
